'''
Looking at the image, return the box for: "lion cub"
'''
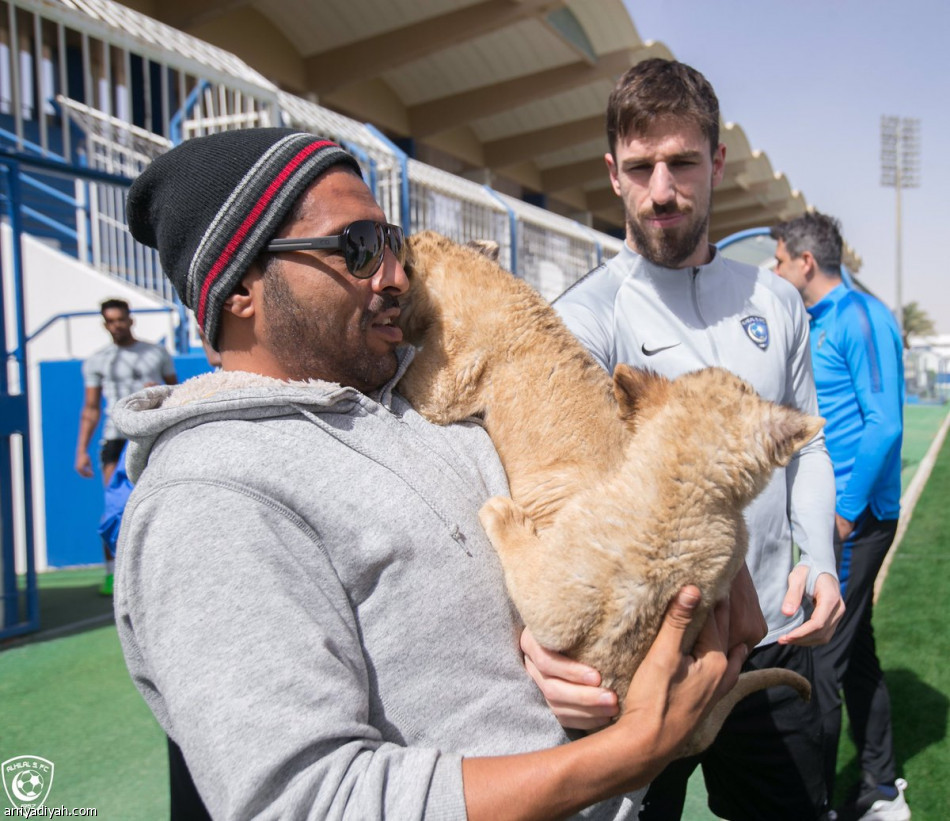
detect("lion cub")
[399,231,823,754]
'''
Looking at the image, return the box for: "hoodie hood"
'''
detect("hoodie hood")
[113,347,415,482]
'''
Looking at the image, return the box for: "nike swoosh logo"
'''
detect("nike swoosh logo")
[641,342,681,356]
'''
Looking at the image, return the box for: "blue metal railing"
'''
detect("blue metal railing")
[1,157,38,638]
[364,124,410,232]
[0,150,184,640]
[12,307,176,362]
[170,81,210,146]
[0,124,68,161]
[0,129,83,253]
[483,186,520,277]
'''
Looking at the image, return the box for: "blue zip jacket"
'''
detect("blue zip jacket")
[98,444,133,554]
[807,284,904,522]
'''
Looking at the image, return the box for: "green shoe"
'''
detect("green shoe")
[99,573,114,596]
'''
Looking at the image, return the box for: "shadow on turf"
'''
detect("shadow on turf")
[888,666,949,762]
[834,666,947,802]
[1,579,114,651]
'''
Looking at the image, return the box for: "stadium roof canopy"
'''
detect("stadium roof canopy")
[118,0,861,270]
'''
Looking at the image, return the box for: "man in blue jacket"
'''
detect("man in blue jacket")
[772,212,909,821]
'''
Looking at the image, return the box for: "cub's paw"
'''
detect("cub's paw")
[478,496,537,544]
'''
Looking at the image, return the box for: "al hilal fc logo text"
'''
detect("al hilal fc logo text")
[2,756,54,810]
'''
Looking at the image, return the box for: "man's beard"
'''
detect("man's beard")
[262,269,399,392]
[627,192,713,269]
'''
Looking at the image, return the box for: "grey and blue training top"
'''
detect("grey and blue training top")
[554,243,837,645]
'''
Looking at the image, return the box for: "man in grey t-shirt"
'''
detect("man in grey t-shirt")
[76,298,176,593]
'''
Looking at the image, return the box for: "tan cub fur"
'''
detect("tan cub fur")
[399,231,824,754]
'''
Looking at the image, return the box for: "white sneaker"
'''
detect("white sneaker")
[857,778,910,821]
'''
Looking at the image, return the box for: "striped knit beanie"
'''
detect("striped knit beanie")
[126,128,362,347]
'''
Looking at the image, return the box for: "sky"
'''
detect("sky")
[622,0,950,333]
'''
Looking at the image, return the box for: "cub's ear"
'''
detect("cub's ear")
[403,230,447,279]
[465,238,500,262]
[613,364,670,425]
[767,406,825,466]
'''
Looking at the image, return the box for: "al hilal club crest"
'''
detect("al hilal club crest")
[741,315,770,350]
[2,755,54,810]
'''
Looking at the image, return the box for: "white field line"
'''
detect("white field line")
[874,407,950,603]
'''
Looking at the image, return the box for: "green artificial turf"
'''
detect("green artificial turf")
[0,625,168,818]
[14,567,115,635]
[900,403,950,489]
[1,406,946,819]
[833,422,950,818]
[684,404,950,820]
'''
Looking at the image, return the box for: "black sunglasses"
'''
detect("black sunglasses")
[264,220,405,279]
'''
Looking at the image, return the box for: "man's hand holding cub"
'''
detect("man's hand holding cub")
[525,568,765,731]
[613,587,746,766]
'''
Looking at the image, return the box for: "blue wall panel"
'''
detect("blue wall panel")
[39,354,214,567]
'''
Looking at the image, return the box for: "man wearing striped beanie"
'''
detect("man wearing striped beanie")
[113,127,739,820]
[127,129,360,349]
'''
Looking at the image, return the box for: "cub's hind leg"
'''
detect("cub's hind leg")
[479,497,598,653]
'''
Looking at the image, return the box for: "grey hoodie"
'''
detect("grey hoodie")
[113,352,642,820]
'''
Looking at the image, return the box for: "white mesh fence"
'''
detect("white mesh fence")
[279,92,402,227]
[178,83,276,140]
[2,0,625,311]
[56,95,172,299]
[496,193,604,302]
[407,159,512,269]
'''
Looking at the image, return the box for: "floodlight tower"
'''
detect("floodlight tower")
[880,116,920,334]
